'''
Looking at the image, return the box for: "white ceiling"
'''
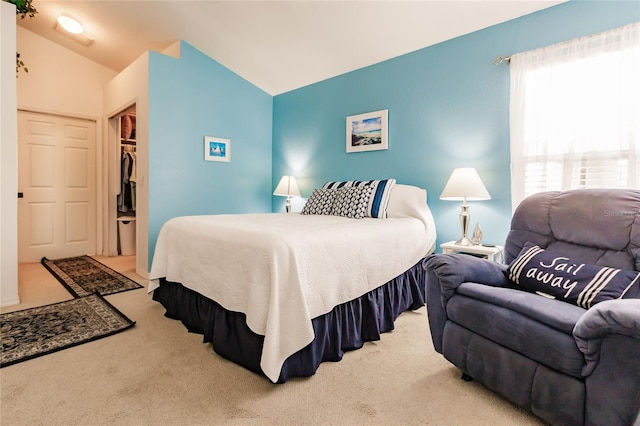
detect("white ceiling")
[17,1,565,95]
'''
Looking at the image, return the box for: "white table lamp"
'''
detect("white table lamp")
[440,167,491,246]
[274,176,301,213]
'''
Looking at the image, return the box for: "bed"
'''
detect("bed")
[148,182,437,383]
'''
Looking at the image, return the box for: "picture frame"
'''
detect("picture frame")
[204,136,231,162]
[346,109,388,153]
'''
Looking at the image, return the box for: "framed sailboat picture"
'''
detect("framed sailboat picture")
[204,136,231,162]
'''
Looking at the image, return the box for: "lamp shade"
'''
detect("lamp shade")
[440,167,491,201]
[273,176,301,197]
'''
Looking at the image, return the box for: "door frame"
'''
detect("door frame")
[104,101,137,258]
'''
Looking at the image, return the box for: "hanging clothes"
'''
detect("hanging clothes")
[118,147,136,213]
[129,151,137,211]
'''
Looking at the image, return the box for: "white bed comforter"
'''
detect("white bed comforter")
[149,193,436,382]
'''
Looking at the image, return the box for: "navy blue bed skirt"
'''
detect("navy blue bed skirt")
[152,260,425,383]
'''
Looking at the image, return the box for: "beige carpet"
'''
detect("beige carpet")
[1,256,545,426]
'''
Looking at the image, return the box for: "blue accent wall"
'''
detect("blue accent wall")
[148,41,273,267]
[272,1,639,248]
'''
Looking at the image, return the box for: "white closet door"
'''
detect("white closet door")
[18,111,97,262]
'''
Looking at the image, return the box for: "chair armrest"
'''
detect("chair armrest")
[423,253,510,307]
[422,254,510,353]
[573,298,640,376]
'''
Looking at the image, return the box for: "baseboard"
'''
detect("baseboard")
[0,295,21,308]
[136,267,149,280]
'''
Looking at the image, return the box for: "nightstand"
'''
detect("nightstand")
[441,241,503,262]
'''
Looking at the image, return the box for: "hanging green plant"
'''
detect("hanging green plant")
[3,0,38,75]
[16,51,27,73]
[8,0,36,18]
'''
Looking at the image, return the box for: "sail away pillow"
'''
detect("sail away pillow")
[505,243,640,309]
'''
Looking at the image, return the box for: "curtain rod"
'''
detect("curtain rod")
[492,55,511,65]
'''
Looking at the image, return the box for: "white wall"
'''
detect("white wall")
[2,25,118,304]
[11,27,116,267]
[0,1,19,307]
[16,26,116,117]
[103,53,150,278]
[17,25,151,278]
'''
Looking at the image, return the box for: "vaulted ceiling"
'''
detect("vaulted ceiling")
[17,1,565,95]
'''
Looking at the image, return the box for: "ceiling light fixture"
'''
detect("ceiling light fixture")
[54,15,93,46]
[57,16,84,34]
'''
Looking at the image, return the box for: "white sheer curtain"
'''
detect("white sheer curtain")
[510,22,640,210]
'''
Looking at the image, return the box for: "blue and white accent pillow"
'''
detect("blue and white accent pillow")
[331,186,373,219]
[505,243,640,309]
[301,188,336,215]
[322,179,396,218]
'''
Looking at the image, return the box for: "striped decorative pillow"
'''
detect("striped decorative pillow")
[322,179,396,218]
[504,243,640,309]
[322,180,357,190]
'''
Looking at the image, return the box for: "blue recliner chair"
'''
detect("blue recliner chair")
[424,189,640,426]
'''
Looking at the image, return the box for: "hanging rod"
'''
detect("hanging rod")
[492,55,511,65]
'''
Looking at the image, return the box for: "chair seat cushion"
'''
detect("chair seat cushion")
[447,283,587,378]
[457,282,587,333]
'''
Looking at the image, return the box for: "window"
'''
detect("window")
[509,22,639,209]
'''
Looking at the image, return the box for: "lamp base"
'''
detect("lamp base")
[455,236,473,246]
[456,203,471,245]
[285,197,292,213]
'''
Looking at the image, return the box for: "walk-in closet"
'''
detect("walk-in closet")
[116,106,136,256]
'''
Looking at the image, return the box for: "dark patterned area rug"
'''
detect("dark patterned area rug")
[0,293,135,367]
[41,255,143,298]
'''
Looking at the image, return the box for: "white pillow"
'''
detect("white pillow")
[387,184,437,254]
[387,184,428,219]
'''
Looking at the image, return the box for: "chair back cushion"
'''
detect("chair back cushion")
[504,189,640,272]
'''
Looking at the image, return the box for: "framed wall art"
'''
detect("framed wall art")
[346,109,388,153]
[204,136,231,162]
